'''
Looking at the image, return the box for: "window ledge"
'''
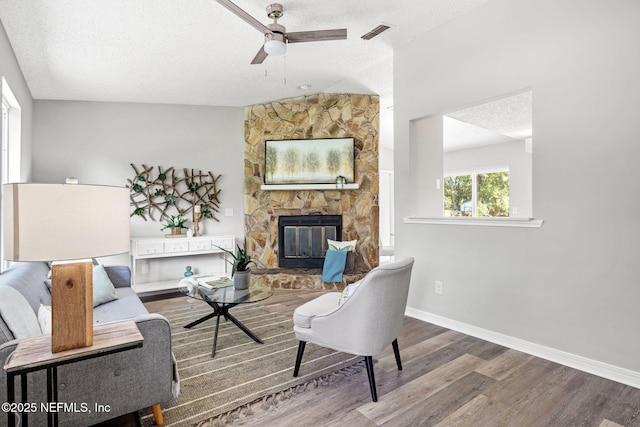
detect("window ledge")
[403,216,544,228]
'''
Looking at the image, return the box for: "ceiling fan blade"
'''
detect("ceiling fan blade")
[215,0,273,35]
[251,46,268,65]
[286,29,347,44]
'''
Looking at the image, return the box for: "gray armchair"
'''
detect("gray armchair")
[292,257,414,401]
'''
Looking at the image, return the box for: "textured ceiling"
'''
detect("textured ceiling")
[444,91,533,152]
[0,0,489,108]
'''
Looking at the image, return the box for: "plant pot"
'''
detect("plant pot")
[233,270,250,290]
[171,228,182,236]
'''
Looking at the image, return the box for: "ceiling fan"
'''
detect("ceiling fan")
[215,0,347,64]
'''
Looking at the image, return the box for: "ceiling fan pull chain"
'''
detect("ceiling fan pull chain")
[283,53,287,85]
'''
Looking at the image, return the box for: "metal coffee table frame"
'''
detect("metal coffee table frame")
[179,276,273,356]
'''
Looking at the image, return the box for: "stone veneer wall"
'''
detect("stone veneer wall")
[244,93,379,289]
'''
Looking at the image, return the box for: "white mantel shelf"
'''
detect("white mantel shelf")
[260,183,360,191]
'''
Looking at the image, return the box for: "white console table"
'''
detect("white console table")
[130,234,235,293]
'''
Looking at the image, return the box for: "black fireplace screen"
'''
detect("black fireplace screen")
[278,215,342,268]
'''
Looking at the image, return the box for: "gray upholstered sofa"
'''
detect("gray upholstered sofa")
[0,261,174,426]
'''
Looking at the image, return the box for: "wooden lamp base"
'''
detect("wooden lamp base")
[50,260,94,353]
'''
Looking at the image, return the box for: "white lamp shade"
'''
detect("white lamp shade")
[3,183,130,261]
[264,39,286,56]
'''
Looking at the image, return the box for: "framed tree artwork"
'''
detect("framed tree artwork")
[264,138,355,185]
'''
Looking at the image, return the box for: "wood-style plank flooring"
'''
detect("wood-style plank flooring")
[100,290,640,427]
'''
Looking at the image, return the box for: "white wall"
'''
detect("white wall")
[395,0,640,377]
[32,101,245,273]
[0,21,33,181]
[410,115,443,216]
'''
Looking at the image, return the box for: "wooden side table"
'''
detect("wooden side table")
[4,320,144,427]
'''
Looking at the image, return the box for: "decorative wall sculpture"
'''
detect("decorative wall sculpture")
[128,164,221,222]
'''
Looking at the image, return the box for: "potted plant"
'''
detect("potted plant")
[217,244,255,290]
[161,214,189,236]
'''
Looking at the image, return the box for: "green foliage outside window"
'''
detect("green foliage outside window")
[444,171,509,217]
[477,171,509,217]
[444,175,472,216]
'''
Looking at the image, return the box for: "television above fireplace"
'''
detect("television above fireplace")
[264,138,355,185]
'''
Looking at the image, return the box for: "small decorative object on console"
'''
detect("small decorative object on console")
[193,204,202,237]
[162,214,188,237]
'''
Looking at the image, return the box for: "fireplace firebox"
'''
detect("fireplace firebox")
[278,215,342,268]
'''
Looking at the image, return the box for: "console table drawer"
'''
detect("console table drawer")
[164,241,189,253]
[189,240,212,251]
[211,237,234,250]
[136,242,164,255]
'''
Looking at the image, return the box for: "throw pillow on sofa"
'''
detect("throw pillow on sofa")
[0,286,42,338]
[44,263,118,307]
[38,304,52,334]
[92,264,118,306]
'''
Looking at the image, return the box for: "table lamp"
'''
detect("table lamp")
[2,183,130,353]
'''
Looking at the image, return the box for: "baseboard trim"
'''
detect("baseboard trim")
[405,307,640,389]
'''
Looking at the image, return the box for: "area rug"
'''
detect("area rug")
[139,300,360,427]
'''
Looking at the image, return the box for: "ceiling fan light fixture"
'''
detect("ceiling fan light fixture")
[264,38,286,56]
[215,0,346,64]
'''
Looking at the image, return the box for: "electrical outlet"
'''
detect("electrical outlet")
[435,280,443,295]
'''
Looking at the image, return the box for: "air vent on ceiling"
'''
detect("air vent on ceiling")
[361,24,391,40]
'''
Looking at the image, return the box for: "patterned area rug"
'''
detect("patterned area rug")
[139,300,360,427]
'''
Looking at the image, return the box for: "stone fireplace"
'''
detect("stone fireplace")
[244,93,379,290]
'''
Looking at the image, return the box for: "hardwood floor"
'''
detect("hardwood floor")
[101,290,640,426]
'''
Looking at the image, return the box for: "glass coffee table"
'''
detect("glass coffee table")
[178,275,274,356]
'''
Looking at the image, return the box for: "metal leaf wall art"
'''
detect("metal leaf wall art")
[128,164,222,222]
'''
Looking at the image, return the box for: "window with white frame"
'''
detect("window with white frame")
[1,95,8,269]
[444,168,509,217]
[1,78,22,270]
[1,78,21,184]
[2,97,9,184]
